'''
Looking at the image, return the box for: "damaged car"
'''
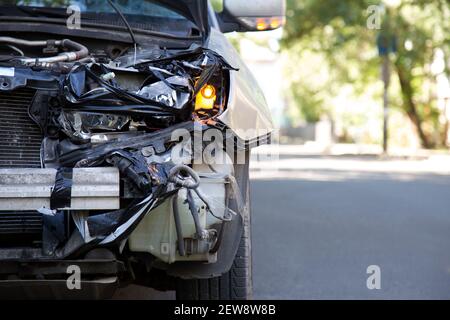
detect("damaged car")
[0,0,285,299]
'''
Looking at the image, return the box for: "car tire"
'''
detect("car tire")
[175,167,252,300]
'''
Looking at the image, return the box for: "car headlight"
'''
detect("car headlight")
[59,110,130,141]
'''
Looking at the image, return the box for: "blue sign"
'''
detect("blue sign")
[377,34,397,56]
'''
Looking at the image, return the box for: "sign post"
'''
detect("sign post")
[377,33,397,154]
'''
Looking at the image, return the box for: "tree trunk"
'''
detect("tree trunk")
[394,60,432,149]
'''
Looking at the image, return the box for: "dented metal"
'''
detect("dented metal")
[0,19,271,276]
[0,0,278,296]
[0,34,241,263]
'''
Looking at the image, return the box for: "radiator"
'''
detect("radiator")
[0,88,42,168]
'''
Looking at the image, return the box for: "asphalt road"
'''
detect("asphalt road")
[116,153,450,299]
[251,154,450,299]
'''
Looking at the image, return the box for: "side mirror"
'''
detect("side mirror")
[218,0,286,33]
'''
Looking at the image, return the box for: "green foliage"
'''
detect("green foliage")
[290,82,324,123]
[283,0,450,148]
[210,0,223,12]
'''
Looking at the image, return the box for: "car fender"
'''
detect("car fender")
[207,28,274,142]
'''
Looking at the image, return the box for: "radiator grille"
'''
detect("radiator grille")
[0,88,42,168]
[0,211,42,246]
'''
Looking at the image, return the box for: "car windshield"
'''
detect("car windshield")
[0,0,199,37]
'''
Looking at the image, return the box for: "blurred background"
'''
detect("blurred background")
[117,0,450,299]
[229,0,450,155]
[244,0,450,300]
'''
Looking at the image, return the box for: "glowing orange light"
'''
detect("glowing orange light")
[195,84,217,110]
[256,19,267,31]
[270,18,281,29]
[201,85,216,99]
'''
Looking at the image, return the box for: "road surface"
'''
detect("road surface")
[115,151,450,299]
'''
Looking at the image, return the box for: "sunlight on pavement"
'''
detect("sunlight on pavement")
[250,144,450,180]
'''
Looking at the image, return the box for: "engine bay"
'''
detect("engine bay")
[0,36,243,264]
[0,36,234,135]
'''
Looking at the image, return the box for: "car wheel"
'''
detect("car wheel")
[175,167,252,300]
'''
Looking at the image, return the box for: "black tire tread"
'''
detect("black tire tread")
[176,171,252,300]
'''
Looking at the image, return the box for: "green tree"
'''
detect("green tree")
[283,0,450,148]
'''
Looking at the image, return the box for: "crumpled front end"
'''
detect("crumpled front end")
[0,38,253,273]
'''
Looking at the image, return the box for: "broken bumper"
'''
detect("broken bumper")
[0,168,120,211]
[0,44,258,280]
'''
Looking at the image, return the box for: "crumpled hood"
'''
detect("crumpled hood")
[158,0,209,38]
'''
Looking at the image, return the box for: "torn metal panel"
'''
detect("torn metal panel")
[136,75,191,109]
[58,121,197,167]
[208,28,274,141]
[0,36,245,265]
